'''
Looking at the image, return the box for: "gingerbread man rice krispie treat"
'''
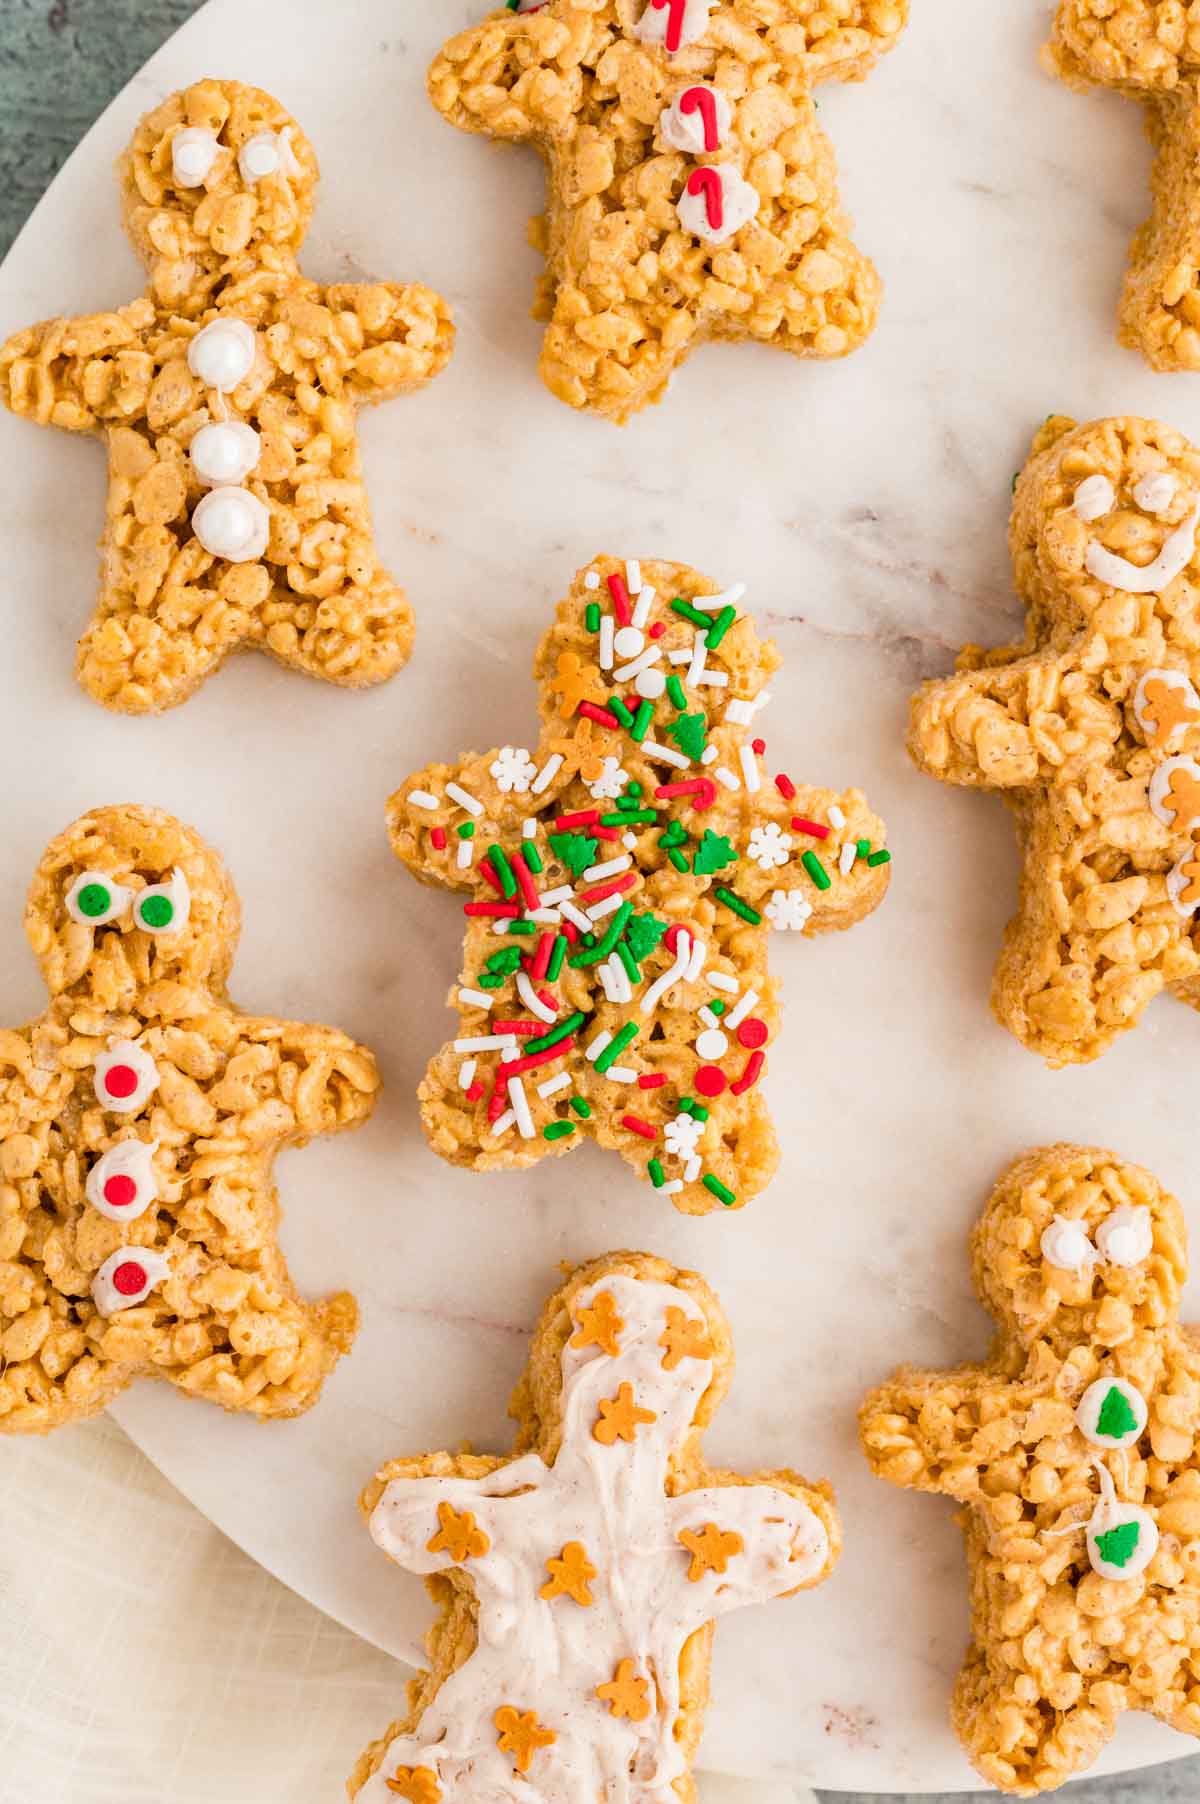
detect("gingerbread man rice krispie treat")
[427,0,908,423]
[349,1250,840,1803]
[907,413,1200,1067]
[861,1144,1200,1795]
[387,556,891,1215]
[0,805,380,1433]
[1045,4,1200,372]
[0,80,454,713]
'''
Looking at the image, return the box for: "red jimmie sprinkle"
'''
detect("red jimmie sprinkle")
[638,1072,668,1090]
[622,1114,657,1140]
[774,774,796,801]
[487,1080,507,1122]
[561,920,580,944]
[554,809,600,831]
[530,933,554,982]
[791,816,830,840]
[578,702,620,729]
[510,852,541,911]
[478,859,503,893]
[431,826,447,850]
[593,825,623,841]
[464,901,519,917]
[465,1080,485,1103]
[607,571,633,626]
[730,1049,765,1095]
[493,1021,542,1037]
[498,1039,579,1081]
[535,988,559,1014]
[579,871,638,905]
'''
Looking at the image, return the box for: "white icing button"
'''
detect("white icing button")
[187,318,257,392]
[614,626,646,659]
[85,1140,160,1223]
[1086,500,1200,594]
[1132,667,1200,744]
[1148,755,1200,830]
[192,488,270,563]
[190,421,262,488]
[634,0,714,50]
[695,1027,729,1060]
[1039,1215,1096,1274]
[660,85,733,154]
[1134,472,1178,516]
[1086,1495,1159,1581]
[65,869,133,927]
[1075,1377,1148,1450]
[1072,475,1115,522]
[238,131,281,183]
[635,667,667,700]
[93,1041,159,1115]
[91,1247,171,1318]
[676,167,760,247]
[172,127,220,188]
[135,868,192,936]
[1095,1204,1154,1269]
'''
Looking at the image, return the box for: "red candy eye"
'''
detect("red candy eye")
[736,1017,768,1050]
[112,1260,148,1296]
[104,1064,138,1100]
[103,1175,138,1208]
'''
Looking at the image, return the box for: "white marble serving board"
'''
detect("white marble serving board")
[2,0,1200,1790]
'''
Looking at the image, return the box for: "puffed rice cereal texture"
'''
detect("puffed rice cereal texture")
[427,0,908,422]
[0,79,454,713]
[0,804,380,1433]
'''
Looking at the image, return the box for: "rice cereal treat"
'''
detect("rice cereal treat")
[387,556,890,1215]
[907,413,1200,1067]
[0,805,380,1433]
[349,1250,840,1803]
[860,1144,1200,1795]
[427,0,908,423]
[0,79,454,713]
[1045,3,1200,372]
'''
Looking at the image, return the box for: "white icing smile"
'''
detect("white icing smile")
[1086,500,1200,594]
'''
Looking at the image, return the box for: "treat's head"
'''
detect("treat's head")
[121,80,318,312]
[1012,415,1200,648]
[1051,1,1199,93]
[26,805,241,1003]
[970,1145,1186,1353]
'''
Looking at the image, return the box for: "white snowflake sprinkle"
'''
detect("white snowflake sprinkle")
[663,1113,705,1160]
[747,823,792,871]
[586,756,629,801]
[764,889,813,932]
[489,746,537,793]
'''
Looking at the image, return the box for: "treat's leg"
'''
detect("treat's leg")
[1120,85,1200,372]
[168,1287,359,1419]
[77,609,238,714]
[259,565,417,691]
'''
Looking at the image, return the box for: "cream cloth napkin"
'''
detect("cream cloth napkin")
[0,1416,819,1804]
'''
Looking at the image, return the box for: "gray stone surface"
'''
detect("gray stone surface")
[1,2,1199,1800]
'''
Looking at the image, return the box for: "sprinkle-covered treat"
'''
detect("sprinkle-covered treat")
[0,806,379,1433]
[0,80,454,713]
[427,0,908,423]
[860,1144,1200,1795]
[909,413,1200,1066]
[387,556,890,1214]
[1045,5,1200,373]
[349,1250,840,1803]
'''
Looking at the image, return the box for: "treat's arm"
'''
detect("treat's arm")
[859,1365,1014,1498]
[427,6,592,142]
[222,1018,380,1139]
[800,0,910,83]
[736,781,889,935]
[0,297,155,432]
[909,649,1094,790]
[388,746,580,894]
[322,282,455,404]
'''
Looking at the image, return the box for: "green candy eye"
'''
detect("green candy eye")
[65,870,131,927]
[135,868,192,937]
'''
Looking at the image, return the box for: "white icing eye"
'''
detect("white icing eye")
[1039,1215,1096,1273]
[85,1139,160,1222]
[635,667,667,700]
[1094,1204,1153,1268]
[190,421,262,488]
[187,318,257,392]
[1134,472,1178,516]
[172,127,220,188]
[91,1247,171,1317]
[659,85,733,154]
[192,488,271,562]
[134,868,191,936]
[93,1041,159,1115]
[237,129,300,185]
[1072,475,1116,522]
[1075,1376,1147,1450]
[65,870,133,927]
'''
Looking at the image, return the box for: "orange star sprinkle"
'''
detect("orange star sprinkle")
[540,1539,597,1606]
[385,1766,441,1803]
[1164,764,1200,829]
[571,1289,624,1357]
[659,1306,714,1371]
[596,1658,652,1722]
[551,650,606,719]
[593,1381,657,1445]
[679,1523,746,1582]
[1141,675,1200,744]
[426,1501,490,1564]
[494,1706,556,1772]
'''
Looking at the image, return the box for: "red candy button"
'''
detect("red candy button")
[695,1065,727,1098]
[103,1064,139,1100]
[737,1017,768,1050]
[112,1260,147,1296]
[103,1174,138,1208]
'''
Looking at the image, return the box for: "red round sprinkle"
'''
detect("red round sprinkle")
[737,1017,768,1050]
[752,737,766,755]
[103,1174,138,1207]
[694,1065,727,1098]
[112,1260,147,1296]
[104,1064,138,1100]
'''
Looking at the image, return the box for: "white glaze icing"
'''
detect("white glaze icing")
[1075,1376,1147,1450]
[1085,500,1200,593]
[1094,1204,1153,1268]
[187,318,257,392]
[171,127,221,189]
[1148,755,1200,829]
[1039,1215,1097,1273]
[1133,472,1178,516]
[135,867,192,936]
[192,488,271,562]
[64,869,133,927]
[361,1274,828,1804]
[633,0,714,51]
[92,1041,160,1115]
[190,420,262,488]
[91,1247,171,1318]
[676,167,760,246]
[1071,475,1114,522]
[659,85,733,154]
[85,1139,160,1223]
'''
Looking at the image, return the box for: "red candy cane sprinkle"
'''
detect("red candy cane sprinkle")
[510,852,541,911]
[638,1072,668,1090]
[652,0,688,54]
[730,1049,765,1095]
[578,701,621,729]
[686,167,724,232]
[655,778,716,810]
[680,86,720,151]
[554,809,600,831]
